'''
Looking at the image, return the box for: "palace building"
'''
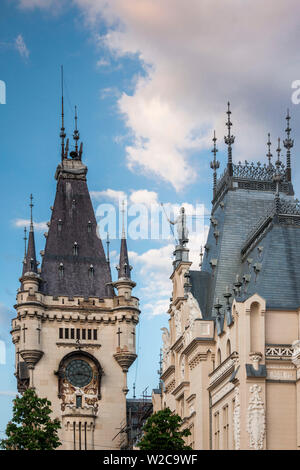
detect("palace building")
[11,98,140,450]
[153,104,300,450]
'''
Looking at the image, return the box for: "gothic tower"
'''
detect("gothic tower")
[11,100,140,450]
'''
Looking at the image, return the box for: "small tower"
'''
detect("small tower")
[113,202,137,396]
[283,109,293,182]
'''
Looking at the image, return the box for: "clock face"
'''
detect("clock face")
[65,359,93,388]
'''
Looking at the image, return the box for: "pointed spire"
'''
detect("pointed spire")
[23,195,38,275]
[224,102,235,176]
[210,130,220,197]
[117,202,131,279]
[266,133,272,167]
[283,109,293,182]
[60,65,66,162]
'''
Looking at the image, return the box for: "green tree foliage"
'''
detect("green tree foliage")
[0,388,61,450]
[138,407,192,450]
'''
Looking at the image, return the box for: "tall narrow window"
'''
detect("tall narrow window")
[227,339,231,357]
[82,329,86,340]
[217,348,221,366]
[73,422,76,450]
[87,221,92,233]
[88,329,92,340]
[76,396,82,408]
[223,405,229,449]
[214,412,220,450]
[93,330,97,340]
[59,263,64,280]
[59,328,63,339]
[76,329,80,340]
[58,219,63,233]
[65,328,69,339]
[73,242,78,256]
[71,329,75,340]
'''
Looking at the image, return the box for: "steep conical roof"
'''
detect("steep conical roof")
[118,235,131,280]
[40,156,114,298]
[22,196,38,276]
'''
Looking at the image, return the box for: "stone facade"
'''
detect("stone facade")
[153,108,300,450]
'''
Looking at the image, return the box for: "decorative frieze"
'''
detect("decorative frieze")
[265,345,293,359]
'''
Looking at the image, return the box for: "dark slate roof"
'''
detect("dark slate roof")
[118,236,131,280]
[189,270,212,320]
[236,206,300,309]
[40,158,113,298]
[22,225,38,276]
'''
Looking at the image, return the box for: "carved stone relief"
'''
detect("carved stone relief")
[246,384,265,450]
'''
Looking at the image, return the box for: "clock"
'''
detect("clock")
[65,359,93,388]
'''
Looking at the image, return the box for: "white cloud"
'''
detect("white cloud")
[129,189,158,207]
[73,0,300,190]
[15,34,29,59]
[14,219,47,231]
[90,189,127,203]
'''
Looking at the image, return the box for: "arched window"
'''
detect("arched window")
[226,339,231,356]
[217,348,221,366]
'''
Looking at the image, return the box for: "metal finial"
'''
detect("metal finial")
[106,232,110,263]
[23,227,27,258]
[283,108,293,182]
[60,65,66,161]
[224,102,235,175]
[276,137,281,166]
[266,133,272,167]
[273,137,283,208]
[29,194,34,231]
[199,245,203,269]
[121,200,126,239]
[210,130,220,196]
[73,105,80,153]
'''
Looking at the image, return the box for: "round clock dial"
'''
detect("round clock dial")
[65,359,93,388]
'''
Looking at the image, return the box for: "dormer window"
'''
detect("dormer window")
[59,263,64,279]
[30,258,35,271]
[73,242,78,256]
[87,221,92,233]
[58,219,63,232]
[72,199,76,209]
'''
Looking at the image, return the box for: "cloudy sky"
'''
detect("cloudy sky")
[1,0,300,433]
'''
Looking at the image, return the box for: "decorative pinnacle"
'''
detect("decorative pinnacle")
[283,109,293,181]
[60,65,66,161]
[214,297,223,316]
[210,130,220,195]
[266,133,272,167]
[29,194,34,231]
[273,138,283,206]
[73,105,80,153]
[199,245,203,269]
[224,102,235,174]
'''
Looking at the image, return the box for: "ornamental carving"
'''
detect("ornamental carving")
[233,387,240,450]
[161,327,170,370]
[246,384,265,450]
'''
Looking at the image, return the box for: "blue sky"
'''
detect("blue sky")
[1,0,300,435]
